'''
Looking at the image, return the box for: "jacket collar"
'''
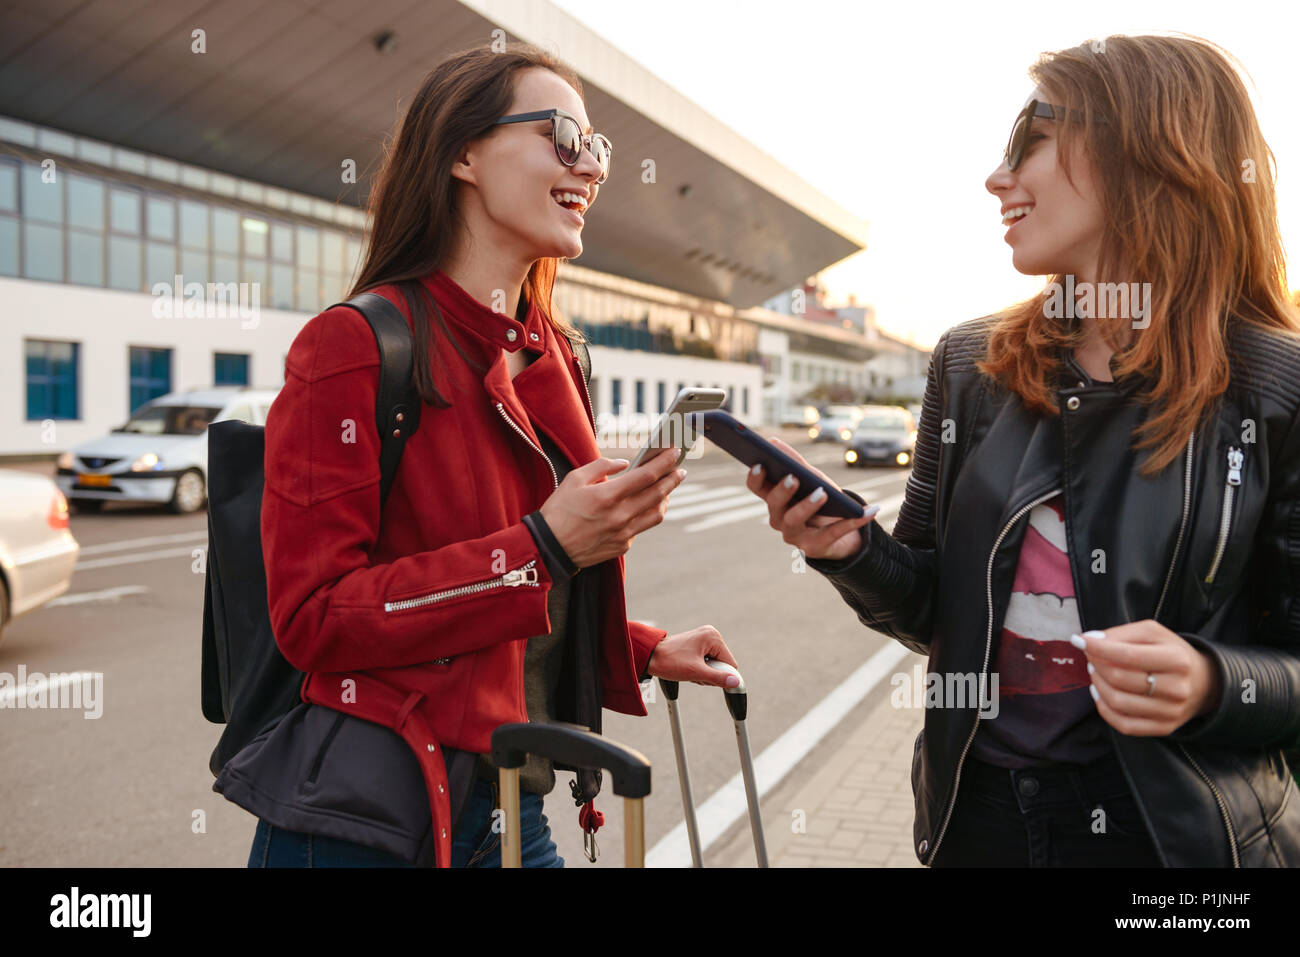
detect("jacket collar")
[1056,344,1147,397]
[418,269,548,357]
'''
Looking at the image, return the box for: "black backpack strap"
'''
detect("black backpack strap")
[327,291,422,506]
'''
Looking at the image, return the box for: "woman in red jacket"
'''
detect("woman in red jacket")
[223,42,740,868]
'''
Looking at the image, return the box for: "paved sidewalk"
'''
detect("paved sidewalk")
[712,679,926,868]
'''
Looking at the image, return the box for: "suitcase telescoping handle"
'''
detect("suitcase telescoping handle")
[658,659,769,867]
[491,722,652,867]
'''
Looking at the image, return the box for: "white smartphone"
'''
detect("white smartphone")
[626,387,728,469]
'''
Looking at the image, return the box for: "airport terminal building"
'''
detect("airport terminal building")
[0,0,881,459]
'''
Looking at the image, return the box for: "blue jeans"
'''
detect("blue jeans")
[246,778,564,868]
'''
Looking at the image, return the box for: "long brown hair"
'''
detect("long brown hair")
[349,42,585,407]
[978,33,1300,477]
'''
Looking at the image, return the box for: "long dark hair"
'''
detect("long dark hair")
[977,33,1300,477]
[349,42,586,407]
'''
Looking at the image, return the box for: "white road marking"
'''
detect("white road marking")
[46,585,150,607]
[75,545,203,571]
[646,640,916,867]
[682,486,907,533]
[75,530,207,556]
[665,485,749,506]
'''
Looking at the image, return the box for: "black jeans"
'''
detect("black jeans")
[930,748,1162,867]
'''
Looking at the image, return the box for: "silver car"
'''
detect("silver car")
[0,469,79,643]
[55,387,278,514]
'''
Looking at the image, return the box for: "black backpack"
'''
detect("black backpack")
[201,290,593,777]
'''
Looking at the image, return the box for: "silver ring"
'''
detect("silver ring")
[1145,673,1157,697]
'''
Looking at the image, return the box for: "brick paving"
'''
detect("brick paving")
[712,681,926,867]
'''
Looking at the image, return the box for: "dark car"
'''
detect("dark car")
[843,407,917,468]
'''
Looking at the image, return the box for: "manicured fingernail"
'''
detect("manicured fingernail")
[725,675,740,687]
[1068,633,1087,650]
[1086,662,1095,675]
[1089,684,1099,702]
[862,504,880,519]
[676,468,687,480]
[809,487,826,503]
[750,464,762,476]
[783,474,797,488]
[1082,629,1106,640]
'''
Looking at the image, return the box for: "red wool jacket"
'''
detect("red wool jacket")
[261,270,667,863]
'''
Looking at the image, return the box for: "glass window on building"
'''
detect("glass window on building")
[25,339,79,420]
[635,379,644,414]
[296,225,320,311]
[179,200,209,249]
[270,221,293,262]
[0,160,16,277]
[145,240,176,289]
[212,207,239,255]
[0,160,16,213]
[214,352,250,386]
[108,187,143,291]
[68,228,104,286]
[146,195,176,241]
[129,346,172,412]
[270,262,294,310]
[743,386,749,415]
[22,161,62,223]
[657,381,666,414]
[24,221,62,282]
[0,215,16,277]
[611,378,622,416]
[320,229,346,306]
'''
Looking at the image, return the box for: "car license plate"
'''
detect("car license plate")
[77,473,112,487]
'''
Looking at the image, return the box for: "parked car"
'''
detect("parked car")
[0,469,79,643]
[55,387,278,514]
[843,406,918,468]
[808,404,865,443]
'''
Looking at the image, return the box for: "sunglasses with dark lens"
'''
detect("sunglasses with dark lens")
[1004,98,1108,171]
[493,108,612,184]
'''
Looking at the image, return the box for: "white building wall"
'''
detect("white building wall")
[585,344,763,428]
[1,277,767,458]
[2,277,305,458]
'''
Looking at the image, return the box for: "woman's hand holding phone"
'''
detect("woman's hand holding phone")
[539,447,685,568]
[745,436,880,561]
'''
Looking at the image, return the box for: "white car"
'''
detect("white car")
[0,469,79,643]
[55,387,279,514]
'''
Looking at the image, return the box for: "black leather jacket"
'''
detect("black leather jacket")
[810,315,1300,867]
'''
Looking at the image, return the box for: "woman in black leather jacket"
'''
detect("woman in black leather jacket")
[746,33,1300,866]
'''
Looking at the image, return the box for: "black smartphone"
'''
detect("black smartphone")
[700,410,867,520]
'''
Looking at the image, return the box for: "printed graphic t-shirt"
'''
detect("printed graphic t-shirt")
[970,493,1112,768]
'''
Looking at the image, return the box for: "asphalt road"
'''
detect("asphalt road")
[0,430,912,867]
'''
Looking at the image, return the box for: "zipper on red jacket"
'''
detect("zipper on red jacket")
[496,402,558,491]
[383,559,540,612]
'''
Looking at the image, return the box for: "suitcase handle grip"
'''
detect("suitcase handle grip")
[491,722,651,799]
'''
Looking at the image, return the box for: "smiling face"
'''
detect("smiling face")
[985,88,1106,281]
[451,66,603,263]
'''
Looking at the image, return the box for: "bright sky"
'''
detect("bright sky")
[549,0,1298,349]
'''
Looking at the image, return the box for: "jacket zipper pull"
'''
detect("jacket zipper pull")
[1226,447,1243,485]
[503,566,539,587]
